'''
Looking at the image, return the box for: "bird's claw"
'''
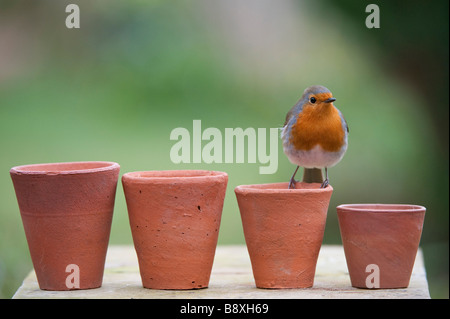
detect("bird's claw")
[288,178,297,189]
[320,179,329,189]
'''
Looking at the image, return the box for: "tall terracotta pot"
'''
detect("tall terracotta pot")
[337,204,426,289]
[235,182,333,288]
[122,170,228,290]
[10,161,120,291]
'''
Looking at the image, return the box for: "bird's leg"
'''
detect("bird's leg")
[289,166,300,189]
[320,167,329,188]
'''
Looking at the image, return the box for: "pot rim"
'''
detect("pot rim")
[337,203,425,213]
[122,170,228,183]
[10,161,120,176]
[235,181,333,194]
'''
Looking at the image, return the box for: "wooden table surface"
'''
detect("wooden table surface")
[13,245,430,299]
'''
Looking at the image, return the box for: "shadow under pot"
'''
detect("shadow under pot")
[337,204,426,289]
[122,170,228,290]
[10,161,120,291]
[235,182,333,288]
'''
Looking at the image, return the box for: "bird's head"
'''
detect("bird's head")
[302,85,336,108]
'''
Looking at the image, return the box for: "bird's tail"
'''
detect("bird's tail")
[302,168,323,183]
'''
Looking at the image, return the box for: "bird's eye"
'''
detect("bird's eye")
[310,97,316,104]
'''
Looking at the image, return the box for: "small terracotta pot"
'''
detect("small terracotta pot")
[337,204,426,289]
[122,170,228,290]
[10,161,120,291]
[235,182,333,288]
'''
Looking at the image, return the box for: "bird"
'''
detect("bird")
[281,85,348,189]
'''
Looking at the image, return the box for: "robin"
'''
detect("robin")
[281,85,348,189]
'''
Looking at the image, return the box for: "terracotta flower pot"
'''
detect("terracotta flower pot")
[122,170,228,290]
[337,204,426,289]
[235,182,333,288]
[10,161,120,291]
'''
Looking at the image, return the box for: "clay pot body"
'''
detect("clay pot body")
[337,204,426,289]
[235,182,333,288]
[10,161,120,291]
[122,170,228,290]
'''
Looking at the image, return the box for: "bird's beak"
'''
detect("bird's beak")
[324,97,336,103]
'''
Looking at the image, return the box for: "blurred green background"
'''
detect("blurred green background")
[0,0,448,298]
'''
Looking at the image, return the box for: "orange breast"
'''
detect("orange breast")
[290,104,345,152]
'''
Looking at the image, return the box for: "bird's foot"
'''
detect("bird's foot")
[289,178,298,189]
[320,179,329,189]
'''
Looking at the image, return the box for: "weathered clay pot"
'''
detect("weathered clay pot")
[337,204,426,289]
[235,182,333,288]
[122,170,228,290]
[10,161,120,291]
